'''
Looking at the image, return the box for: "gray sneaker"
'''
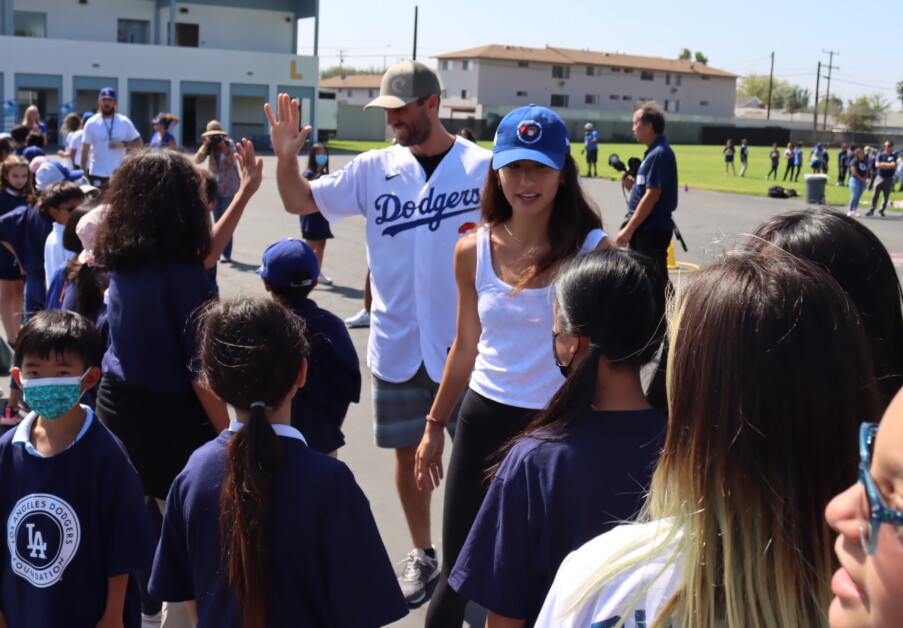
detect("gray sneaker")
[397,548,439,606]
[344,308,371,328]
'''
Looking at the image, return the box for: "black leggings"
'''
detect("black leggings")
[425,389,536,627]
[783,161,795,181]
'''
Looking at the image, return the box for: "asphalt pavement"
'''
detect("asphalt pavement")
[204,153,901,627]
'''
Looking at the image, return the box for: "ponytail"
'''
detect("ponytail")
[197,297,309,628]
[220,402,283,628]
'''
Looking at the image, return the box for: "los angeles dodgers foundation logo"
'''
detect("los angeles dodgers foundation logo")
[7,494,80,587]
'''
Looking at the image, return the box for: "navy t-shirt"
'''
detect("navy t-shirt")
[876,152,898,178]
[449,408,666,624]
[287,298,361,454]
[0,411,154,628]
[149,428,408,628]
[851,159,870,180]
[0,204,53,274]
[627,136,678,230]
[0,191,27,274]
[103,262,216,393]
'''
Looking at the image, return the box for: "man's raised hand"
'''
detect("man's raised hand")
[264,93,311,160]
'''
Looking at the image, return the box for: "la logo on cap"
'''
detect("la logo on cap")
[517,121,542,144]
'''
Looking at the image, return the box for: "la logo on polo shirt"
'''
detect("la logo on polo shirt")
[7,494,81,587]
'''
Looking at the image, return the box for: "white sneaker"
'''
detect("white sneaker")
[318,273,333,286]
[344,308,370,328]
[397,548,439,606]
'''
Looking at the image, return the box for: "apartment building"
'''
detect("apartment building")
[1,0,318,145]
[435,44,737,122]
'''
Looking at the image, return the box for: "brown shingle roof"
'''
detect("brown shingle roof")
[435,44,737,78]
[435,44,573,65]
[319,74,384,89]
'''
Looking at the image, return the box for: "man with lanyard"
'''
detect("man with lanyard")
[80,87,142,188]
[867,140,898,217]
[266,60,491,607]
[616,101,677,281]
[583,122,599,177]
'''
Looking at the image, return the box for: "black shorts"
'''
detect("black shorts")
[0,267,23,281]
[96,378,217,500]
[585,149,598,164]
[300,211,334,241]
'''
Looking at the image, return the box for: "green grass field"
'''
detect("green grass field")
[326,139,901,210]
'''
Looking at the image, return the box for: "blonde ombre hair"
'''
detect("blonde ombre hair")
[565,252,881,627]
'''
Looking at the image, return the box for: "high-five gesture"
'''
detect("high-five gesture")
[264,94,319,216]
[264,94,312,160]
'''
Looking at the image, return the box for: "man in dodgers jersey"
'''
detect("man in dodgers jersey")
[267,60,492,605]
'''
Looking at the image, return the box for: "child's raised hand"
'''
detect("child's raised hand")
[235,139,264,196]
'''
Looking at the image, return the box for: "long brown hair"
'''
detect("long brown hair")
[568,252,881,627]
[748,208,903,407]
[93,149,210,272]
[480,154,602,288]
[197,297,309,628]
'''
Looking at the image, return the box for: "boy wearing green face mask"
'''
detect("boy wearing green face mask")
[0,310,153,628]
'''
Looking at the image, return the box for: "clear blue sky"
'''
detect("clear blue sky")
[298,0,900,110]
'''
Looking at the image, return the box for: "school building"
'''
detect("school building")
[0,0,318,146]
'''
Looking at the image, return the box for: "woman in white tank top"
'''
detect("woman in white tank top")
[414,105,612,626]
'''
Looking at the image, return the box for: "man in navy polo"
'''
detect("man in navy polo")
[616,101,677,279]
[866,141,898,217]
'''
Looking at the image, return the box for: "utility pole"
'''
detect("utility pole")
[813,61,821,139]
[766,51,775,120]
[821,50,839,131]
[337,49,345,67]
[412,6,418,60]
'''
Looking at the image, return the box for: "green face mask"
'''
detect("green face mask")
[20,373,87,420]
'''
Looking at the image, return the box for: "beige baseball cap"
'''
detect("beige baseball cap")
[364,60,441,110]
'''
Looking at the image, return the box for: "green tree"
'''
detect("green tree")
[815,96,844,116]
[694,51,709,65]
[838,94,890,132]
[678,48,692,60]
[782,86,810,111]
[738,74,810,111]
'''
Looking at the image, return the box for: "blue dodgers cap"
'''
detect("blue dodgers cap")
[98,87,116,100]
[255,238,320,288]
[492,104,570,170]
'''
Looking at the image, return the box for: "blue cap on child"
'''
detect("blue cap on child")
[256,239,320,288]
[492,104,570,171]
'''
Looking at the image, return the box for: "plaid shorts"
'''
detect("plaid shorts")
[372,363,458,449]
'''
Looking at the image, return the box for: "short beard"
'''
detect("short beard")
[396,116,430,148]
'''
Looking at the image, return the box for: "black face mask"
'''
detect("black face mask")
[552,332,575,378]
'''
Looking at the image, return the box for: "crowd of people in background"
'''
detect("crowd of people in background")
[0,68,900,628]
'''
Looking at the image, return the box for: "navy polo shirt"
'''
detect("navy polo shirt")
[0,204,53,274]
[150,428,408,627]
[103,262,216,393]
[287,298,361,454]
[627,136,678,230]
[450,408,666,624]
[876,152,898,178]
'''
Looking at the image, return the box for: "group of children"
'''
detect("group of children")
[0,103,900,628]
[0,137,380,626]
